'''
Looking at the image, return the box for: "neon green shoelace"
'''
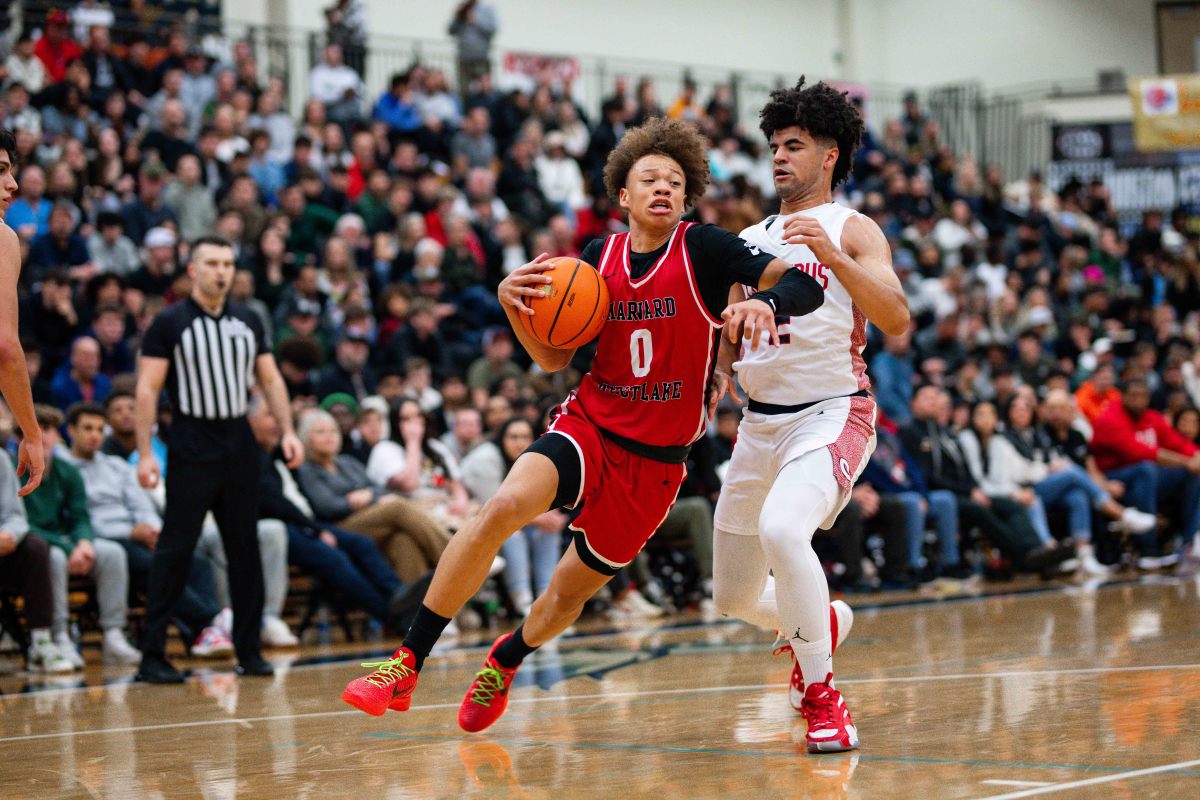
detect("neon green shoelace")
[360,657,414,689]
[469,666,508,706]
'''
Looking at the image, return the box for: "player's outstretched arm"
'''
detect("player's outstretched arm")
[499,253,577,373]
[782,214,909,335]
[0,225,43,494]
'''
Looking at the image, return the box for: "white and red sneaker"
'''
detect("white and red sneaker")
[801,674,859,753]
[776,600,854,712]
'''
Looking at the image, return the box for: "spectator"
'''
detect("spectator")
[163,155,217,244]
[900,387,1071,575]
[141,99,197,172]
[128,227,178,297]
[101,390,138,459]
[20,271,78,373]
[316,333,376,402]
[451,106,498,173]
[51,336,113,411]
[440,405,484,461]
[5,82,42,138]
[462,417,565,616]
[308,44,363,125]
[367,398,472,528]
[121,161,179,247]
[1074,362,1120,426]
[295,409,454,583]
[449,1,498,97]
[860,421,965,582]
[536,131,587,214]
[20,405,133,669]
[374,73,423,134]
[28,203,93,283]
[87,212,141,276]
[467,327,524,408]
[1091,379,1200,568]
[6,164,51,241]
[5,35,47,94]
[88,304,136,378]
[0,457,71,673]
[871,324,917,426]
[246,89,296,165]
[33,10,83,85]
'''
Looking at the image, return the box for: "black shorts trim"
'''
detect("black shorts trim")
[526,431,583,510]
[571,528,622,576]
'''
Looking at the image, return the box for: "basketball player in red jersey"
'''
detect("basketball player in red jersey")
[0,129,44,496]
[710,79,910,752]
[341,117,826,732]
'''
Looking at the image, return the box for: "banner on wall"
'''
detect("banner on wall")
[1049,121,1200,222]
[1129,74,1200,153]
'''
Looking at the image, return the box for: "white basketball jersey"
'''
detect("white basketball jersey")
[735,202,870,405]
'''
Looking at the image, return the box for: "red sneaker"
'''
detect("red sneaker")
[800,673,859,753]
[774,600,854,712]
[341,647,419,716]
[458,634,520,733]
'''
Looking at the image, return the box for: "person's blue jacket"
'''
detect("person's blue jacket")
[871,350,915,426]
[50,365,112,411]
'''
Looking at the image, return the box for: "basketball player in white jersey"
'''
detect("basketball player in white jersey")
[710,79,910,753]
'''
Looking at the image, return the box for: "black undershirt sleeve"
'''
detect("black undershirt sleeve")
[750,268,824,317]
[579,239,604,269]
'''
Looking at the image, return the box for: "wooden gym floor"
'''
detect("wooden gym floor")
[2,573,1199,799]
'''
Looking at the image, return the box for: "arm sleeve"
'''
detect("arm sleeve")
[751,267,824,317]
[139,311,174,359]
[686,224,777,318]
[579,238,604,269]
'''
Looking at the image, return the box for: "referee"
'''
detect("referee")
[135,235,303,683]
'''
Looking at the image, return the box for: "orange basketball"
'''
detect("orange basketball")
[518,257,610,348]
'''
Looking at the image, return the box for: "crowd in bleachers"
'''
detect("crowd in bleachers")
[1,3,1199,673]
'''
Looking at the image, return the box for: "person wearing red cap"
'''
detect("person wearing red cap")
[33,11,83,85]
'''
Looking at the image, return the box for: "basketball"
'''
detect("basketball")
[518,257,610,348]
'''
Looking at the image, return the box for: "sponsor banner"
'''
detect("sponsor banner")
[1047,159,1200,220]
[1129,74,1200,152]
[502,51,581,84]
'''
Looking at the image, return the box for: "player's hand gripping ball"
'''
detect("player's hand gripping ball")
[517,256,610,348]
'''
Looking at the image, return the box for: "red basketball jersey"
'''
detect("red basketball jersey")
[574,222,722,447]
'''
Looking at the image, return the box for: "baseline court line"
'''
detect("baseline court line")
[975,758,1200,799]
[3,662,1200,744]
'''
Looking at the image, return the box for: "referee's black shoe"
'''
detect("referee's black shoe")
[235,657,275,677]
[136,654,187,684]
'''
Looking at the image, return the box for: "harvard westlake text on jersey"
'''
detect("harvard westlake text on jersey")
[607,296,677,322]
[594,378,684,402]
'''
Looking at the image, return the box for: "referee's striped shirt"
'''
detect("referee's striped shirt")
[141,297,268,422]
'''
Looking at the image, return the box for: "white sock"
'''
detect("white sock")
[31,628,52,646]
[792,637,834,689]
[758,451,838,691]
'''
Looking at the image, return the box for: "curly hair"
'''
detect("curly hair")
[759,77,864,188]
[602,117,710,208]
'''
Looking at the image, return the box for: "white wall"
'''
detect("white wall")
[226,0,1158,92]
[845,0,1157,89]
[229,0,840,76]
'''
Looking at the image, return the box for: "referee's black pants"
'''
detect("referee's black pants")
[142,452,264,663]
